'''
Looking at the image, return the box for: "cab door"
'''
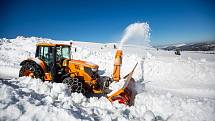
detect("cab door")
[36,46,54,72]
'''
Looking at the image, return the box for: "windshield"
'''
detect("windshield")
[56,46,71,61]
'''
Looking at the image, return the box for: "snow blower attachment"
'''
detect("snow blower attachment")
[107,50,137,105]
[19,43,137,106]
[108,62,138,106]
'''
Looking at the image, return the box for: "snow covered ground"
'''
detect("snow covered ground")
[0,36,215,121]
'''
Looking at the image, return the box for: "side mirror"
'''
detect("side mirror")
[75,47,77,52]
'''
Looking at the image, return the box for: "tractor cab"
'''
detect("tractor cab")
[35,43,71,81]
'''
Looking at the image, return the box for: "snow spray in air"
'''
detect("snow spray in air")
[119,22,151,50]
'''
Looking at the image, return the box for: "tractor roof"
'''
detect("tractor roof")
[36,42,71,47]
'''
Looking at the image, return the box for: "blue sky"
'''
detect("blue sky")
[0,0,215,46]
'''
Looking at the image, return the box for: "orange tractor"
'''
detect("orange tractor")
[19,42,137,105]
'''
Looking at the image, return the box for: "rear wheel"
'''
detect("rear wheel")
[19,62,44,80]
[63,77,85,94]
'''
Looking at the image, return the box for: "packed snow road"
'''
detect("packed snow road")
[0,37,215,121]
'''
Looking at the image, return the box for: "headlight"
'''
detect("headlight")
[91,68,98,72]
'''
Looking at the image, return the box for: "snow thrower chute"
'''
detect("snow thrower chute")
[108,61,138,106]
[19,43,137,106]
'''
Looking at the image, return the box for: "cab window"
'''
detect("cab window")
[37,46,53,63]
[56,46,71,61]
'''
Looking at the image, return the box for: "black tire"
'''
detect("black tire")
[19,62,44,81]
[63,77,85,94]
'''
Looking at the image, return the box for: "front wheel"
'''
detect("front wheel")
[63,77,85,94]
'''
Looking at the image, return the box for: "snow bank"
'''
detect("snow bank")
[144,52,215,98]
[0,36,54,67]
[1,77,214,121]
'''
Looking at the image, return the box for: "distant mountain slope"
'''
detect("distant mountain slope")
[160,41,215,51]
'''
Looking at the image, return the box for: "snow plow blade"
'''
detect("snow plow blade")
[108,63,138,106]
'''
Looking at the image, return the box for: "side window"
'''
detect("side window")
[56,47,62,61]
[62,47,70,58]
[38,46,44,59]
[37,46,52,61]
[43,46,53,63]
[44,47,49,59]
